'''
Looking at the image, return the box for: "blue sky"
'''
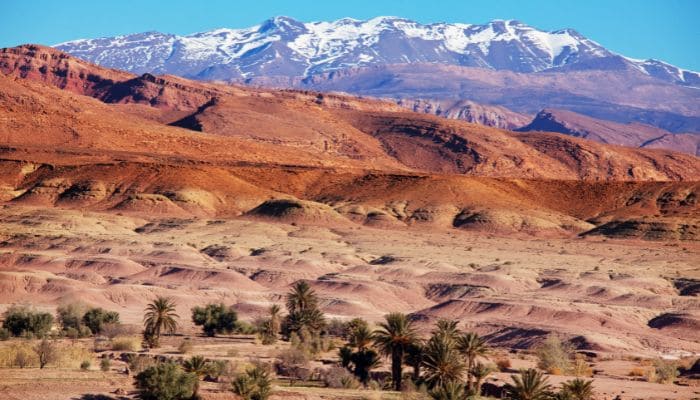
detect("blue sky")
[3,0,699,71]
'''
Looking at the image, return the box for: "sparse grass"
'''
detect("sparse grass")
[177,339,193,354]
[111,336,141,352]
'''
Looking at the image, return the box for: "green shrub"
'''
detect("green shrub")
[231,363,272,400]
[2,305,54,337]
[191,303,238,336]
[80,360,91,370]
[57,302,87,332]
[135,362,197,400]
[82,308,120,335]
[235,320,258,335]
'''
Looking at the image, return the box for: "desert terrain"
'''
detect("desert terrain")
[0,44,698,399]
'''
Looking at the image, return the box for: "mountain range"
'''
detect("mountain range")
[56,16,700,86]
[52,16,700,152]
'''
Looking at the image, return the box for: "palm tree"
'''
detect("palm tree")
[338,346,353,370]
[348,324,373,351]
[284,280,325,336]
[373,312,418,391]
[470,362,495,396]
[183,355,211,399]
[429,380,468,400]
[561,378,594,400]
[404,341,424,381]
[433,319,460,342]
[143,296,179,348]
[456,332,489,390]
[503,369,553,400]
[350,348,382,385]
[422,334,466,389]
[269,304,282,337]
[286,280,318,314]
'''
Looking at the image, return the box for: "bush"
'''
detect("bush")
[135,362,198,400]
[102,323,139,339]
[111,336,141,351]
[0,328,10,341]
[235,320,258,335]
[275,348,311,386]
[321,365,360,389]
[127,354,157,374]
[80,360,91,370]
[82,308,120,335]
[177,339,193,354]
[2,305,54,338]
[572,353,593,377]
[209,359,235,381]
[14,347,33,368]
[654,360,679,384]
[231,362,272,400]
[536,334,573,374]
[629,366,646,377]
[57,302,87,332]
[496,357,512,371]
[100,357,111,372]
[191,303,238,337]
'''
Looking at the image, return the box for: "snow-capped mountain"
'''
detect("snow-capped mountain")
[55,16,699,86]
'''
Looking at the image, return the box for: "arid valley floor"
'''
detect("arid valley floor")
[0,44,698,399]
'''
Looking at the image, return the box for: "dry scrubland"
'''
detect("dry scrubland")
[0,205,698,399]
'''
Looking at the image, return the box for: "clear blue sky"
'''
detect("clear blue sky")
[3,0,699,71]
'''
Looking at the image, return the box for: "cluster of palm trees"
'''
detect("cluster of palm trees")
[139,289,595,400]
[357,314,492,396]
[339,313,594,400]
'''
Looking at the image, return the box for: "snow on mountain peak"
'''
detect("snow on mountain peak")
[53,16,699,86]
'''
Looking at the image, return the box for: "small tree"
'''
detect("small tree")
[536,334,573,375]
[135,362,197,400]
[191,303,238,337]
[83,307,120,335]
[34,338,57,369]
